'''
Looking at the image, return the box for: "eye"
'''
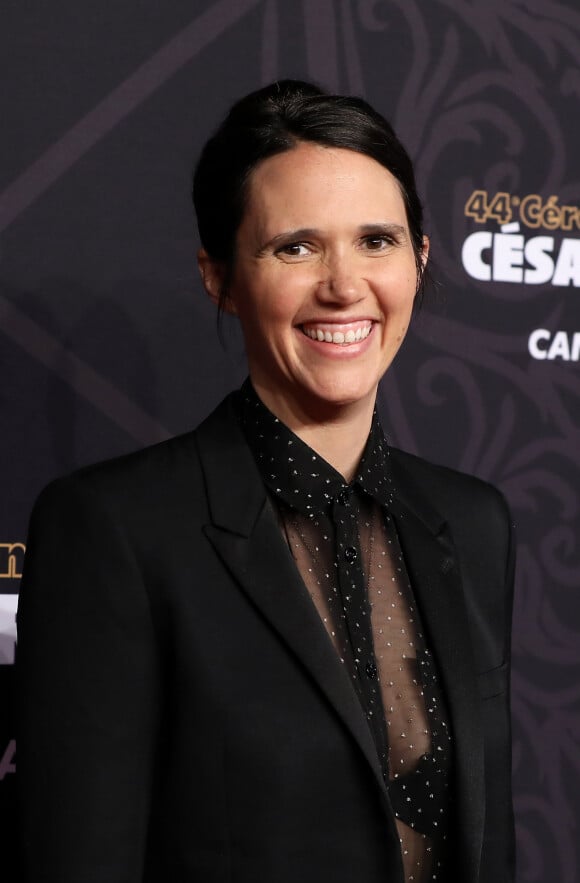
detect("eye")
[276,242,311,258]
[361,234,393,251]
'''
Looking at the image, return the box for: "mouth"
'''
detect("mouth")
[300,321,374,346]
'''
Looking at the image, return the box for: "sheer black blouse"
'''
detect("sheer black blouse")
[237,380,452,883]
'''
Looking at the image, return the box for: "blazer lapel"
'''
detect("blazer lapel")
[195,396,485,878]
[195,397,390,799]
[388,458,485,882]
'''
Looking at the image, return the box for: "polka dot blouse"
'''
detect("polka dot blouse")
[237,380,452,883]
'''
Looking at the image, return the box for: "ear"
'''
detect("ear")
[197,249,237,315]
[414,235,429,298]
[412,235,430,302]
[420,235,430,271]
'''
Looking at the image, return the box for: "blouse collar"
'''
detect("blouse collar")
[235,378,394,516]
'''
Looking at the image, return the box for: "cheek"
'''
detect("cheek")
[234,267,292,316]
[250,284,306,327]
[398,264,420,305]
[378,273,417,312]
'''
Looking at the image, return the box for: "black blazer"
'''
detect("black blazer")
[16,393,515,883]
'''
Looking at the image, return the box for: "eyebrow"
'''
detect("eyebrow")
[258,222,408,254]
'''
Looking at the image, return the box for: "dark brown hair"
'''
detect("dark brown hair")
[193,79,427,303]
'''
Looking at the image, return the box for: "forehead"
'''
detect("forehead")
[242,142,408,230]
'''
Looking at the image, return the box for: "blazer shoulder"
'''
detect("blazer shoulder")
[32,393,239,524]
[389,446,513,544]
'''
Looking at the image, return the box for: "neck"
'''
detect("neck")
[295,411,373,482]
[251,381,376,482]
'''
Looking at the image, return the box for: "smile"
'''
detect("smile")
[301,321,373,345]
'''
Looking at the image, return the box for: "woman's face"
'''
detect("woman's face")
[200,141,427,425]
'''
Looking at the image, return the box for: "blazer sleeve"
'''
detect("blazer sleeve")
[447,478,516,882]
[16,476,162,883]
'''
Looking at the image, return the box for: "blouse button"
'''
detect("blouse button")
[344,546,357,563]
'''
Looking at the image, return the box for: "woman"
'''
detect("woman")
[17,80,515,883]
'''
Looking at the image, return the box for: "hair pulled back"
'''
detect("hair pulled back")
[193,80,426,289]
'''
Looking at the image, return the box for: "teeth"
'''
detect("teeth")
[303,324,372,345]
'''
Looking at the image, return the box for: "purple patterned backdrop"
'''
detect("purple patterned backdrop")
[2,1,579,880]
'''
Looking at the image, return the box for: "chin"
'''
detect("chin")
[303,380,378,411]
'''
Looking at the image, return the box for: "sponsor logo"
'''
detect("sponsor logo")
[0,543,25,580]
[0,594,18,665]
[462,191,580,286]
[528,329,580,361]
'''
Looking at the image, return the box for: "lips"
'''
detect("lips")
[301,321,373,345]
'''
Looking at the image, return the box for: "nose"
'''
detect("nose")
[316,253,364,305]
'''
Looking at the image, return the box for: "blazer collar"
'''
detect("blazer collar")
[236,377,396,514]
[195,393,265,537]
[195,394,387,768]
[196,395,485,881]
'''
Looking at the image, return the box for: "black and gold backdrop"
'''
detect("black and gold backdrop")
[1,1,579,879]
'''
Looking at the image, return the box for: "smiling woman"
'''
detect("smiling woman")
[198,142,427,467]
[17,81,515,883]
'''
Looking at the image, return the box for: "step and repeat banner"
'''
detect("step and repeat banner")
[1,1,579,879]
